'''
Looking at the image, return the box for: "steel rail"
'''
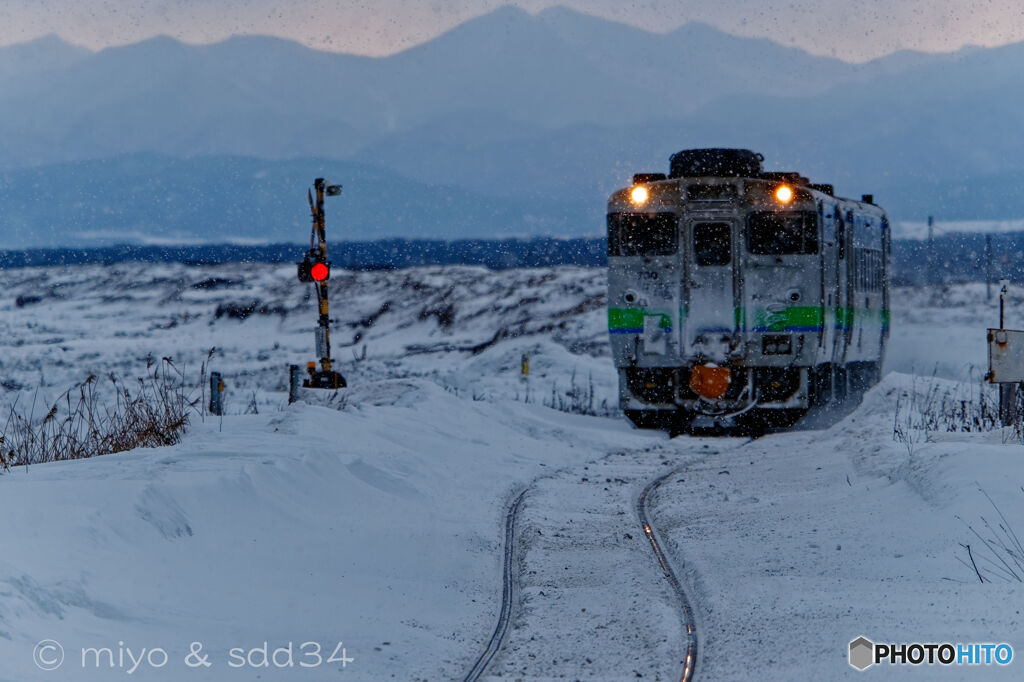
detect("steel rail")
[638,470,699,682]
[463,488,527,682]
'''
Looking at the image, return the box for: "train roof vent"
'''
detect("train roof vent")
[633,173,667,184]
[810,184,834,195]
[669,148,764,179]
[760,172,810,186]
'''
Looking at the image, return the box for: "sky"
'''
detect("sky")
[1,0,1024,62]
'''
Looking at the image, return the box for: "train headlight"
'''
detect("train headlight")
[630,186,649,205]
[775,185,794,203]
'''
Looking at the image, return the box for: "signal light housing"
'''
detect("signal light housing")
[297,257,331,283]
[311,262,329,282]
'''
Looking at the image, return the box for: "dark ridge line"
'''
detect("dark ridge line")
[1,233,1023,283]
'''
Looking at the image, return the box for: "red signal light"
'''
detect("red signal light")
[310,262,329,282]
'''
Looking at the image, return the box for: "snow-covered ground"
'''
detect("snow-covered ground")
[0,264,1021,680]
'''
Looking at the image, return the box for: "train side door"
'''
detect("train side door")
[833,209,853,364]
[820,205,835,356]
[684,219,736,362]
[824,208,841,364]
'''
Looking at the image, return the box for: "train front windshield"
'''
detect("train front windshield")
[608,213,678,256]
[747,212,818,255]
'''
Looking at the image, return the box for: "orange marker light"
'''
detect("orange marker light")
[689,365,731,400]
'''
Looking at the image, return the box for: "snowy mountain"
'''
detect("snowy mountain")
[0,6,1021,245]
[0,34,90,82]
[0,7,954,171]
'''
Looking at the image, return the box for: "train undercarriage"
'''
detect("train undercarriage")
[621,361,882,434]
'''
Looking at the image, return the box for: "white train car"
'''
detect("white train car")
[608,148,889,431]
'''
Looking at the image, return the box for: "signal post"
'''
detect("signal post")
[292,178,346,398]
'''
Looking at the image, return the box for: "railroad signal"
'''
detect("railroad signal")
[297,257,331,283]
[311,262,329,282]
[292,177,347,393]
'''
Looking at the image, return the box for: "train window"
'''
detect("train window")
[747,212,819,255]
[607,213,677,256]
[687,184,738,201]
[693,222,731,266]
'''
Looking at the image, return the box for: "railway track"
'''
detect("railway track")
[464,439,750,680]
[462,488,527,682]
[638,469,699,682]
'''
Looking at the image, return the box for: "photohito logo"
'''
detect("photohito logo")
[849,636,1013,670]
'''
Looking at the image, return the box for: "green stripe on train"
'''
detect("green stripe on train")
[748,306,823,331]
[610,306,890,331]
[608,308,672,330]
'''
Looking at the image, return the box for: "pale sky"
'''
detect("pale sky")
[1,0,1023,63]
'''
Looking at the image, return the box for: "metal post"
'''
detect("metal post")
[288,364,302,404]
[927,215,935,286]
[985,234,993,301]
[996,280,1014,426]
[1000,280,1008,330]
[209,371,224,416]
[1000,383,1019,427]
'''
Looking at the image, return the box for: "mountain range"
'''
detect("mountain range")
[0,5,1021,246]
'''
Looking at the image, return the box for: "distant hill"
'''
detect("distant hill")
[5,151,1024,249]
[0,6,957,171]
[0,6,1022,247]
[0,154,594,249]
[0,34,90,82]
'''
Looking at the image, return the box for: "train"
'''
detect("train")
[607,148,890,432]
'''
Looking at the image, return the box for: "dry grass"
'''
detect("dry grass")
[542,368,614,418]
[893,372,1003,455]
[0,355,201,470]
[957,488,1024,583]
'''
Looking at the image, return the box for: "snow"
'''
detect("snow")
[0,263,1021,680]
[652,379,1023,680]
[886,282,1019,382]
